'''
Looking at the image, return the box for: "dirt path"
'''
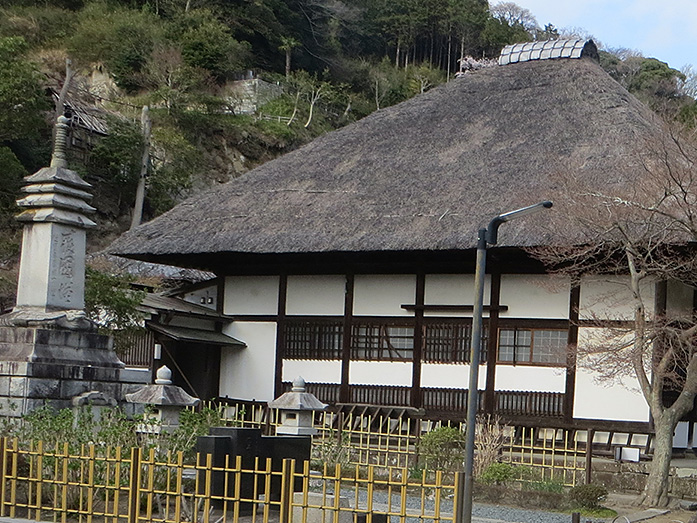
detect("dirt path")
[607,493,695,523]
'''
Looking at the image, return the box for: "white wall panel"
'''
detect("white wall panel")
[224,276,279,316]
[494,365,565,392]
[421,364,486,389]
[423,274,490,317]
[287,275,345,316]
[282,360,342,383]
[580,275,654,321]
[219,322,277,401]
[353,275,415,317]
[573,367,649,422]
[499,275,569,319]
[572,328,649,422]
[183,285,217,309]
[349,361,412,386]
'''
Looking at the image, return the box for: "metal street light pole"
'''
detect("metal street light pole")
[460,201,553,523]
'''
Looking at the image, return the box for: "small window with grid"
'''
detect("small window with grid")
[497,328,567,366]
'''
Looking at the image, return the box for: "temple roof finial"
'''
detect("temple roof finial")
[50,115,70,169]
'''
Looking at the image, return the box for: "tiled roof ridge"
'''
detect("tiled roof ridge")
[499,39,598,66]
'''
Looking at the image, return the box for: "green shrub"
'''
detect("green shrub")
[418,426,466,472]
[569,483,608,509]
[478,462,515,485]
[527,479,564,493]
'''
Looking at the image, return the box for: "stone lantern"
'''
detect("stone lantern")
[125,365,199,433]
[268,376,326,436]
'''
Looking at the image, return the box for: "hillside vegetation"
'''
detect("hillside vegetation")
[0,0,695,305]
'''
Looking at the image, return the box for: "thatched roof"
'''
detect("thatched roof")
[109,57,667,272]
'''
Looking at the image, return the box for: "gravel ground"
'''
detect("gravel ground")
[471,502,605,523]
[336,487,608,523]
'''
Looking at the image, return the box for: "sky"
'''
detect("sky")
[514,0,697,71]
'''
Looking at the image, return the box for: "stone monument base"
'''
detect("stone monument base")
[0,325,148,417]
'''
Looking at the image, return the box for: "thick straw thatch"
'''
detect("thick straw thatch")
[109,57,667,269]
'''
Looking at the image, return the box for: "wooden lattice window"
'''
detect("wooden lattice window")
[285,320,343,360]
[423,322,488,363]
[350,323,414,361]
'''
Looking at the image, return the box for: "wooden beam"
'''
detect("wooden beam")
[485,272,501,415]
[401,304,508,312]
[340,274,354,403]
[411,273,425,408]
[273,274,288,398]
[565,283,580,423]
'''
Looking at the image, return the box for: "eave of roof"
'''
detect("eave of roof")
[148,323,246,347]
[140,294,229,320]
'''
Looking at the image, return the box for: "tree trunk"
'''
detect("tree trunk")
[446,31,452,81]
[285,49,291,78]
[287,91,300,126]
[304,97,316,128]
[130,105,151,230]
[53,58,74,145]
[640,414,674,507]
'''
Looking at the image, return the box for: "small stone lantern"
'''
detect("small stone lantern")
[268,376,326,436]
[125,365,199,433]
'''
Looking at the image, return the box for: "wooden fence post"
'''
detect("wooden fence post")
[585,429,594,485]
[0,437,5,518]
[453,471,465,523]
[280,458,294,523]
[128,446,142,523]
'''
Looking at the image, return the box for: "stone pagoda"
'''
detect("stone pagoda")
[0,116,144,416]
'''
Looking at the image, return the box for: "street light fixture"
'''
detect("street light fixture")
[460,200,553,523]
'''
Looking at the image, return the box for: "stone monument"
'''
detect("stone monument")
[0,116,145,416]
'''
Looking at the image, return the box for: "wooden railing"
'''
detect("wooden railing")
[495,390,565,417]
[284,382,564,418]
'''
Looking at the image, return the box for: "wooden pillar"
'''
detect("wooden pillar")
[564,283,580,423]
[484,272,501,415]
[274,274,288,398]
[340,274,354,403]
[411,273,425,408]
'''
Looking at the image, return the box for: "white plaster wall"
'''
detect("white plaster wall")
[499,275,570,319]
[219,322,277,401]
[573,328,649,422]
[573,368,649,422]
[183,286,217,310]
[286,275,345,316]
[423,274,490,317]
[353,275,415,317]
[349,361,412,386]
[421,363,487,389]
[224,276,279,315]
[667,280,693,320]
[169,317,216,330]
[494,365,565,392]
[580,275,655,320]
[282,360,342,383]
